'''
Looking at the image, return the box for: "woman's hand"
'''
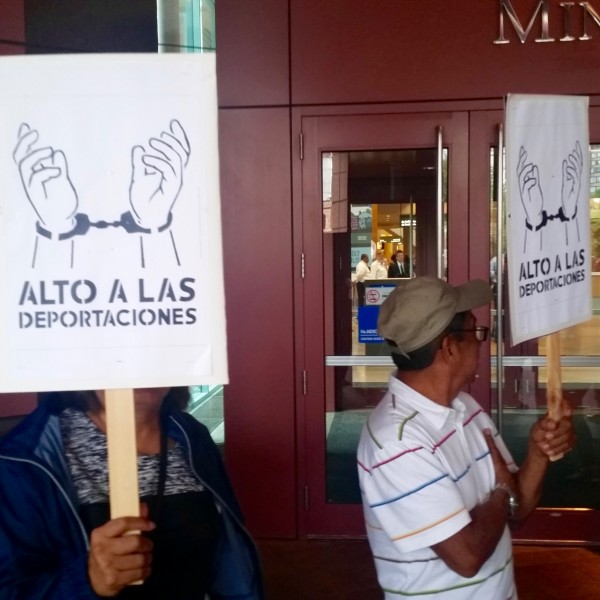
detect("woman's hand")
[87,508,155,597]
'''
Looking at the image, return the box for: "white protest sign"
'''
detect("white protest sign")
[506,94,591,346]
[0,53,228,392]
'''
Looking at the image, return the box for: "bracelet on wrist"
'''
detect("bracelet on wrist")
[494,482,519,519]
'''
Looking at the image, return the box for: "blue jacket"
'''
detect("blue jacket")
[0,396,263,599]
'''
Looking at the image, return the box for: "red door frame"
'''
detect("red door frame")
[293,105,471,536]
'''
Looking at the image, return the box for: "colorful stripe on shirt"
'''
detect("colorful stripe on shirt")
[369,473,449,508]
[389,506,466,542]
[381,555,513,596]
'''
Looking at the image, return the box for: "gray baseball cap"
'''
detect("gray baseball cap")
[378,276,492,356]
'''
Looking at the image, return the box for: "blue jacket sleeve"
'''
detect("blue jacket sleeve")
[0,457,100,600]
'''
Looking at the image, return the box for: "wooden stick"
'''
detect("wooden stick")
[545,332,564,462]
[105,389,142,586]
[546,332,563,421]
[105,389,140,519]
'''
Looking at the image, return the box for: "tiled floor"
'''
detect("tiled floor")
[257,539,600,599]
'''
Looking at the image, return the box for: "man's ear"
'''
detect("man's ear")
[440,334,458,364]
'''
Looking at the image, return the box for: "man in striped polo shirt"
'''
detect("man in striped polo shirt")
[357,276,574,599]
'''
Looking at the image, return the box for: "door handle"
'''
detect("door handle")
[436,126,444,279]
[496,123,505,432]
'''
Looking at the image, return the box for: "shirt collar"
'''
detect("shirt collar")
[388,373,466,430]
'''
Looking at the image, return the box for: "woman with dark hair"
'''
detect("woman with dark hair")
[0,387,262,599]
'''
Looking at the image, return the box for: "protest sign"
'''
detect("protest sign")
[506,94,591,346]
[0,53,227,392]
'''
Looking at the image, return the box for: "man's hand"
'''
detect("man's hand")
[13,123,79,236]
[87,510,155,597]
[504,401,576,526]
[529,401,575,460]
[517,146,545,229]
[129,119,191,231]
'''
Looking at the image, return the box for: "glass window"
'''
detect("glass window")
[157,0,216,53]
[323,148,448,503]
[189,385,224,448]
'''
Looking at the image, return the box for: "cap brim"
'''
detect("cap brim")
[455,279,492,313]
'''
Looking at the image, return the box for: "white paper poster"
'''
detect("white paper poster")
[0,53,228,392]
[506,94,591,346]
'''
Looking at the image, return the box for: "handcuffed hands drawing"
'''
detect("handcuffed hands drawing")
[129,119,190,231]
[13,123,79,236]
[517,146,544,231]
[516,142,583,250]
[561,141,583,221]
[13,120,190,266]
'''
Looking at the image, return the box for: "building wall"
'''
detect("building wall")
[219,0,600,110]
[0,0,24,54]
[289,0,600,105]
[219,107,296,537]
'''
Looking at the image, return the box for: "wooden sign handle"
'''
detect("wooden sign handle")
[546,332,563,422]
[105,389,142,586]
[105,389,140,518]
[545,332,564,462]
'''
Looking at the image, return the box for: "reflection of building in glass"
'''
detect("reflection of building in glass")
[350,208,372,231]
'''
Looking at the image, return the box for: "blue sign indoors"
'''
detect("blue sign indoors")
[358,305,384,343]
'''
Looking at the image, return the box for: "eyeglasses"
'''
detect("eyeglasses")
[450,326,489,342]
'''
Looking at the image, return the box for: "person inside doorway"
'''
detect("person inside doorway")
[370,250,388,279]
[355,253,370,305]
[387,252,399,278]
[388,250,410,278]
[396,250,411,277]
[357,276,574,599]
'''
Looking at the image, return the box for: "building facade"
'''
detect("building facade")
[2,0,600,543]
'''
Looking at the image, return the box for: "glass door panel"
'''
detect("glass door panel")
[322,148,448,504]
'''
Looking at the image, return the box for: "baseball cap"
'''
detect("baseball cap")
[378,276,492,356]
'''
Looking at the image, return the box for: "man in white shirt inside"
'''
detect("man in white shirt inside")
[355,253,371,306]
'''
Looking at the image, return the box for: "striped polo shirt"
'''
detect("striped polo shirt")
[357,375,519,599]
